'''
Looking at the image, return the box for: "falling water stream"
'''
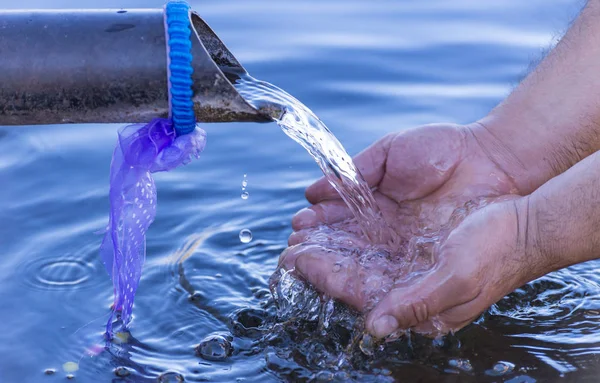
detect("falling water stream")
[235,74,393,246]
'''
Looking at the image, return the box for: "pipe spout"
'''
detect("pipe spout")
[0,8,273,125]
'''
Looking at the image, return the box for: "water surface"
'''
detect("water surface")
[2,0,598,382]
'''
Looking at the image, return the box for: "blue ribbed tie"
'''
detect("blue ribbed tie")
[165,0,196,136]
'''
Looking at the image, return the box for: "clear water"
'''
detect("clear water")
[235,75,392,244]
[2,0,599,382]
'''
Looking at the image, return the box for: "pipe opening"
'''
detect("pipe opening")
[189,11,245,84]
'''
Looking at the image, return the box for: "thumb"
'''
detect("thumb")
[365,199,520,338]
[365,260,475,338]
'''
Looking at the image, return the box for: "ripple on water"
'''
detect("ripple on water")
[489,264,600,329]
[17,257,99,291]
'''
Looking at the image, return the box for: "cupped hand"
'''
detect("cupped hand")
[282,147,600,338]
[279,122,531,336]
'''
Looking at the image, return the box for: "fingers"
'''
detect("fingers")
[291,200,353,231]
[305,133,395,204]
[277,243,367,309]
[365,264,475,338]
[288,230,309,246]
[294,249,365,309]
[278,244,310,271]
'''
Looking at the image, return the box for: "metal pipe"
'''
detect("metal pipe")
[0,8,273,125]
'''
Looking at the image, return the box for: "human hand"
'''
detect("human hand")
[363,149,600,337]
[281,124,600,338]
[279,122,525,330]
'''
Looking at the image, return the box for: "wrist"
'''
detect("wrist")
[517,162,600,280]
[473,95,600,195]
[511,195,561,286]
[466,113,555,195]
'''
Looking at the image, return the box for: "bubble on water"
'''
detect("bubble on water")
[195,334,233,361]
[241,191,249,200]
[239,229,252,243]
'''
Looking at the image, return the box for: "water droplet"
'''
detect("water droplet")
[114,366,132,377]
[66,374,75,380]
[332,262,342,273]
[195,334,233,361]
[241,191,249,200]
[239,229,252,243]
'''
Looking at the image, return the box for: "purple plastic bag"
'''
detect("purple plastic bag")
[100,118,206,336]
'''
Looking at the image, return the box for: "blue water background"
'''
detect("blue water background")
[1,1,597,382]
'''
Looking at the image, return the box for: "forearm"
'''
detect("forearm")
[518,150,600,283]
[475,0,600,194]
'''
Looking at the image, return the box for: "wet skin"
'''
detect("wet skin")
[280,123,600,338]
